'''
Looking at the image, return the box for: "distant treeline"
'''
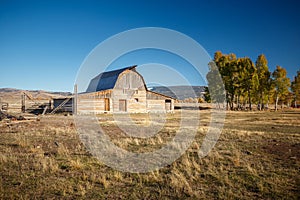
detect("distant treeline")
[204,51,300,111]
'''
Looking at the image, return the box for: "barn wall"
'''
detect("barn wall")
[114,70,146,90]
[112,70,147,112]
[146,99,166,112]
[77,98,105,114]
[146,91,174,112]
[112,90,147,112]
[127,90,147,113]
[77,90,112,114]
[54,92,174,114]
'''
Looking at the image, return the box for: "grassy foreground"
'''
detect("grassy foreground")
[0,110,299,199]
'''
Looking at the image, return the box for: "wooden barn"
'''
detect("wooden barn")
[54,66,175,114]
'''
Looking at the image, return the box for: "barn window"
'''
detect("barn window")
[134,98,139,102]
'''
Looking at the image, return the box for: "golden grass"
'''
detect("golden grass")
[0,110,299,199]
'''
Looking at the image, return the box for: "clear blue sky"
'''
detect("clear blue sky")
[1,0,300,92]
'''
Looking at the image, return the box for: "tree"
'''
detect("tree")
[203,86,211,103]
[255,54,271,110]
[213,52,260,111]
[206,61,226,109]
[214,52,238,110]
[291,70,300,107]
[265,73,275,109]
[214,51,223,61]
[272,66,291,111]
[283,91,294,108]
[238,57,258,111]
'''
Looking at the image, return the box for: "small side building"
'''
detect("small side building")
[53,66,175,114]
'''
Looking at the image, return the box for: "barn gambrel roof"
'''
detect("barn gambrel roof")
[86,65,137,92]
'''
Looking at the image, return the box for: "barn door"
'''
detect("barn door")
[165,99,171,111]
[119,99,127,112]
[104,98,110,111]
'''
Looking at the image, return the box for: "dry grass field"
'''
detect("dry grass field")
[0,109,299,199]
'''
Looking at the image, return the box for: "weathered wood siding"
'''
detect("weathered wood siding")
[114,69,146,90]
[77,90,112,114]
[127,90,147,113]
[112,70,147,112]
[147,99,166,112]
[70,69,175,114]
[77,98,105,114]
[146,91,174,112]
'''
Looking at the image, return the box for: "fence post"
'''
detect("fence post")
[21,94,26,113]
[73,84,78,115]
